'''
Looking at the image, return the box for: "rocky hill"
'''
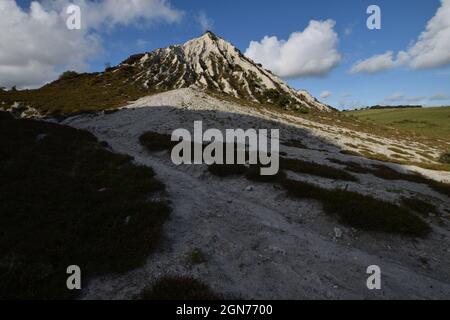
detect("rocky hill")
[119,31,330,112]
[0,32,330,115]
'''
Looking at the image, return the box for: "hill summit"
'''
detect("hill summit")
[0,31,331,114]
[118,31,330,111]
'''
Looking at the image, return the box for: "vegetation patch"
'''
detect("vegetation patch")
[208,163,247,177]
[139,131,177,152]
[328,158,450,197]
[439,152,450,164]
[245,165,287,183]
[400,197,438,217]
[369,165,450,197]
[139,276,221,300]
[388,147,412,156]
[280,157,358,182]
[282,178,431,237]
[58,70,79,81]
[327,158,372,174]
[283,139,307,149]
[0,67,152,115]
[187,249,208,266]
[0,112,170,299]
[340,149,362,157]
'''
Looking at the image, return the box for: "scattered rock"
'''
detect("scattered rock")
[269,246,286,255]
[245,186,254,192]
[334,227,343,239]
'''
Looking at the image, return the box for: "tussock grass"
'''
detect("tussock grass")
[208,163,247,177]
[388,147,412,156]
[283,139,307,149]
[440,152,450,164]
[328,158,450,197]
[340,150,362,157]
[280,157,358,182]
[282,178,431,237]
[0,112,170,299]
[369,165,450,197]
[139,132,177,152]
[245,165,286,182]
[400,197,437,216]
[327,158,372,174]
[139,276,221,300]
[187,249,208,265]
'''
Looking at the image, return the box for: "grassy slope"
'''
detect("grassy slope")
[347,107,450,141]
[0,112,170,299]
[0,68,152,115]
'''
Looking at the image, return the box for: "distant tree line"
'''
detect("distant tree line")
[368,105,423,110]
[344,105,424,112]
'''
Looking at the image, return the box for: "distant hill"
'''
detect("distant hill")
[346,106,450,140]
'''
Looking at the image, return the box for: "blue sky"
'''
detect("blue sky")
[9,0,450,109]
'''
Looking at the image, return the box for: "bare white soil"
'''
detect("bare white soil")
[63,88,450,299]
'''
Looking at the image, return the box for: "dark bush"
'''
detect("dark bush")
[401,197,437,216]
[282,179,431,237]
[58,71,79,81]
[280,157,358,182]
[139,276,221,300]
[139,132,177,152]
[245,165,286,183]
[208,163,247,177]
[0,115,170,299]
[439,152,450,164]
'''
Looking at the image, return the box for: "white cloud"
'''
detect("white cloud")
[407,0,450,69]
[0,0,182,88]
[430,93,450,100]
[245,20,341,78]
[350,51,398,74]
[382,92,426,105]
[350,0,450,74]
[405,96,426,103]
[44,0,182,30]
[320,91,332,99]
[344,27,352,36]
[383,92,405,103]
[197,11,213,32]
[136,39,149,48]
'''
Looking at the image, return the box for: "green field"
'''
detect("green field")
[346,107,450,141]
